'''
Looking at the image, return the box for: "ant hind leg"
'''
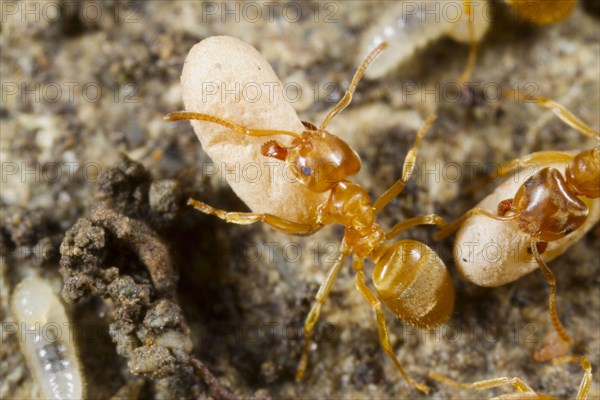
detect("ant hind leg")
[296,245,351,381]
[553,356,592,400]
[428,370,538,396]
[354,257,429,394]
[430,356,592,400]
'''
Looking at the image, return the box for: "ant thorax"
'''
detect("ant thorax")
[513,167,588,242]
[322,181,376,231]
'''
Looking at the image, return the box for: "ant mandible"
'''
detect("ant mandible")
[166,42,452,393]
[435,92,600,350]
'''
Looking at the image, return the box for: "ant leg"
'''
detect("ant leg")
[354,258,429,394]
[320,42,388,130]
[296,245,351,381]
[530,236,573,344]
[165,112,301,139]
[385,214,447,240]
[554,356,592,400]
[504,91,600,139]
[457,0,478,84]
[431,357,591,399]
[465,151,575,195]
[188,199,321,235]
[493,151,574,180]
[428,371,536,394]
[373,114,437,213]
[433,207,517,241]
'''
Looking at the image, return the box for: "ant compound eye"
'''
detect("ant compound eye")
[301,166,312,176]
[525,177,534,187]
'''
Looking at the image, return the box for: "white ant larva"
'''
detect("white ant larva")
[358,0,577,81]
[358,0,490,79]
[11,276,84,400]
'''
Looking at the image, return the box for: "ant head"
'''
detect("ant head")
[261,131,361,192]
[566,148,600,199]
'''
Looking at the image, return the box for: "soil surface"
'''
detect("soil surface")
[1,1,599,399]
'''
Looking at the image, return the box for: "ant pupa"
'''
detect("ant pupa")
[435,93,600,356]
[11,276,85,400]
[429,355,592,400]
[167,41,453,393]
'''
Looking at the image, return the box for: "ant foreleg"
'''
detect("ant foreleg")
[457,0,478,85]
[373,114,437,213]
[502,91,600,139]
[434,207,517,241]
[464,151,575,195]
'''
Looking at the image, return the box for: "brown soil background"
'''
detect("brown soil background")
[1,1,599,399]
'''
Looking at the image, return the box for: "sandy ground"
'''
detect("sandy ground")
[1,1,599,399]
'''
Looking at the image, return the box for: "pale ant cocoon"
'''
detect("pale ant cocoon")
[180,35,328,224]
[11,276,84,399]
[358,0,490,79]
[454,155,600,287]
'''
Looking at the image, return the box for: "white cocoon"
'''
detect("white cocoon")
[181,36,328,224]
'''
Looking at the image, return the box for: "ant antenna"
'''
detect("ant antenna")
[320,42,388,130]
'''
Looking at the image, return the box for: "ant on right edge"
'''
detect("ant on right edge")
[435,92,599,348]
[432,93,599,398]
